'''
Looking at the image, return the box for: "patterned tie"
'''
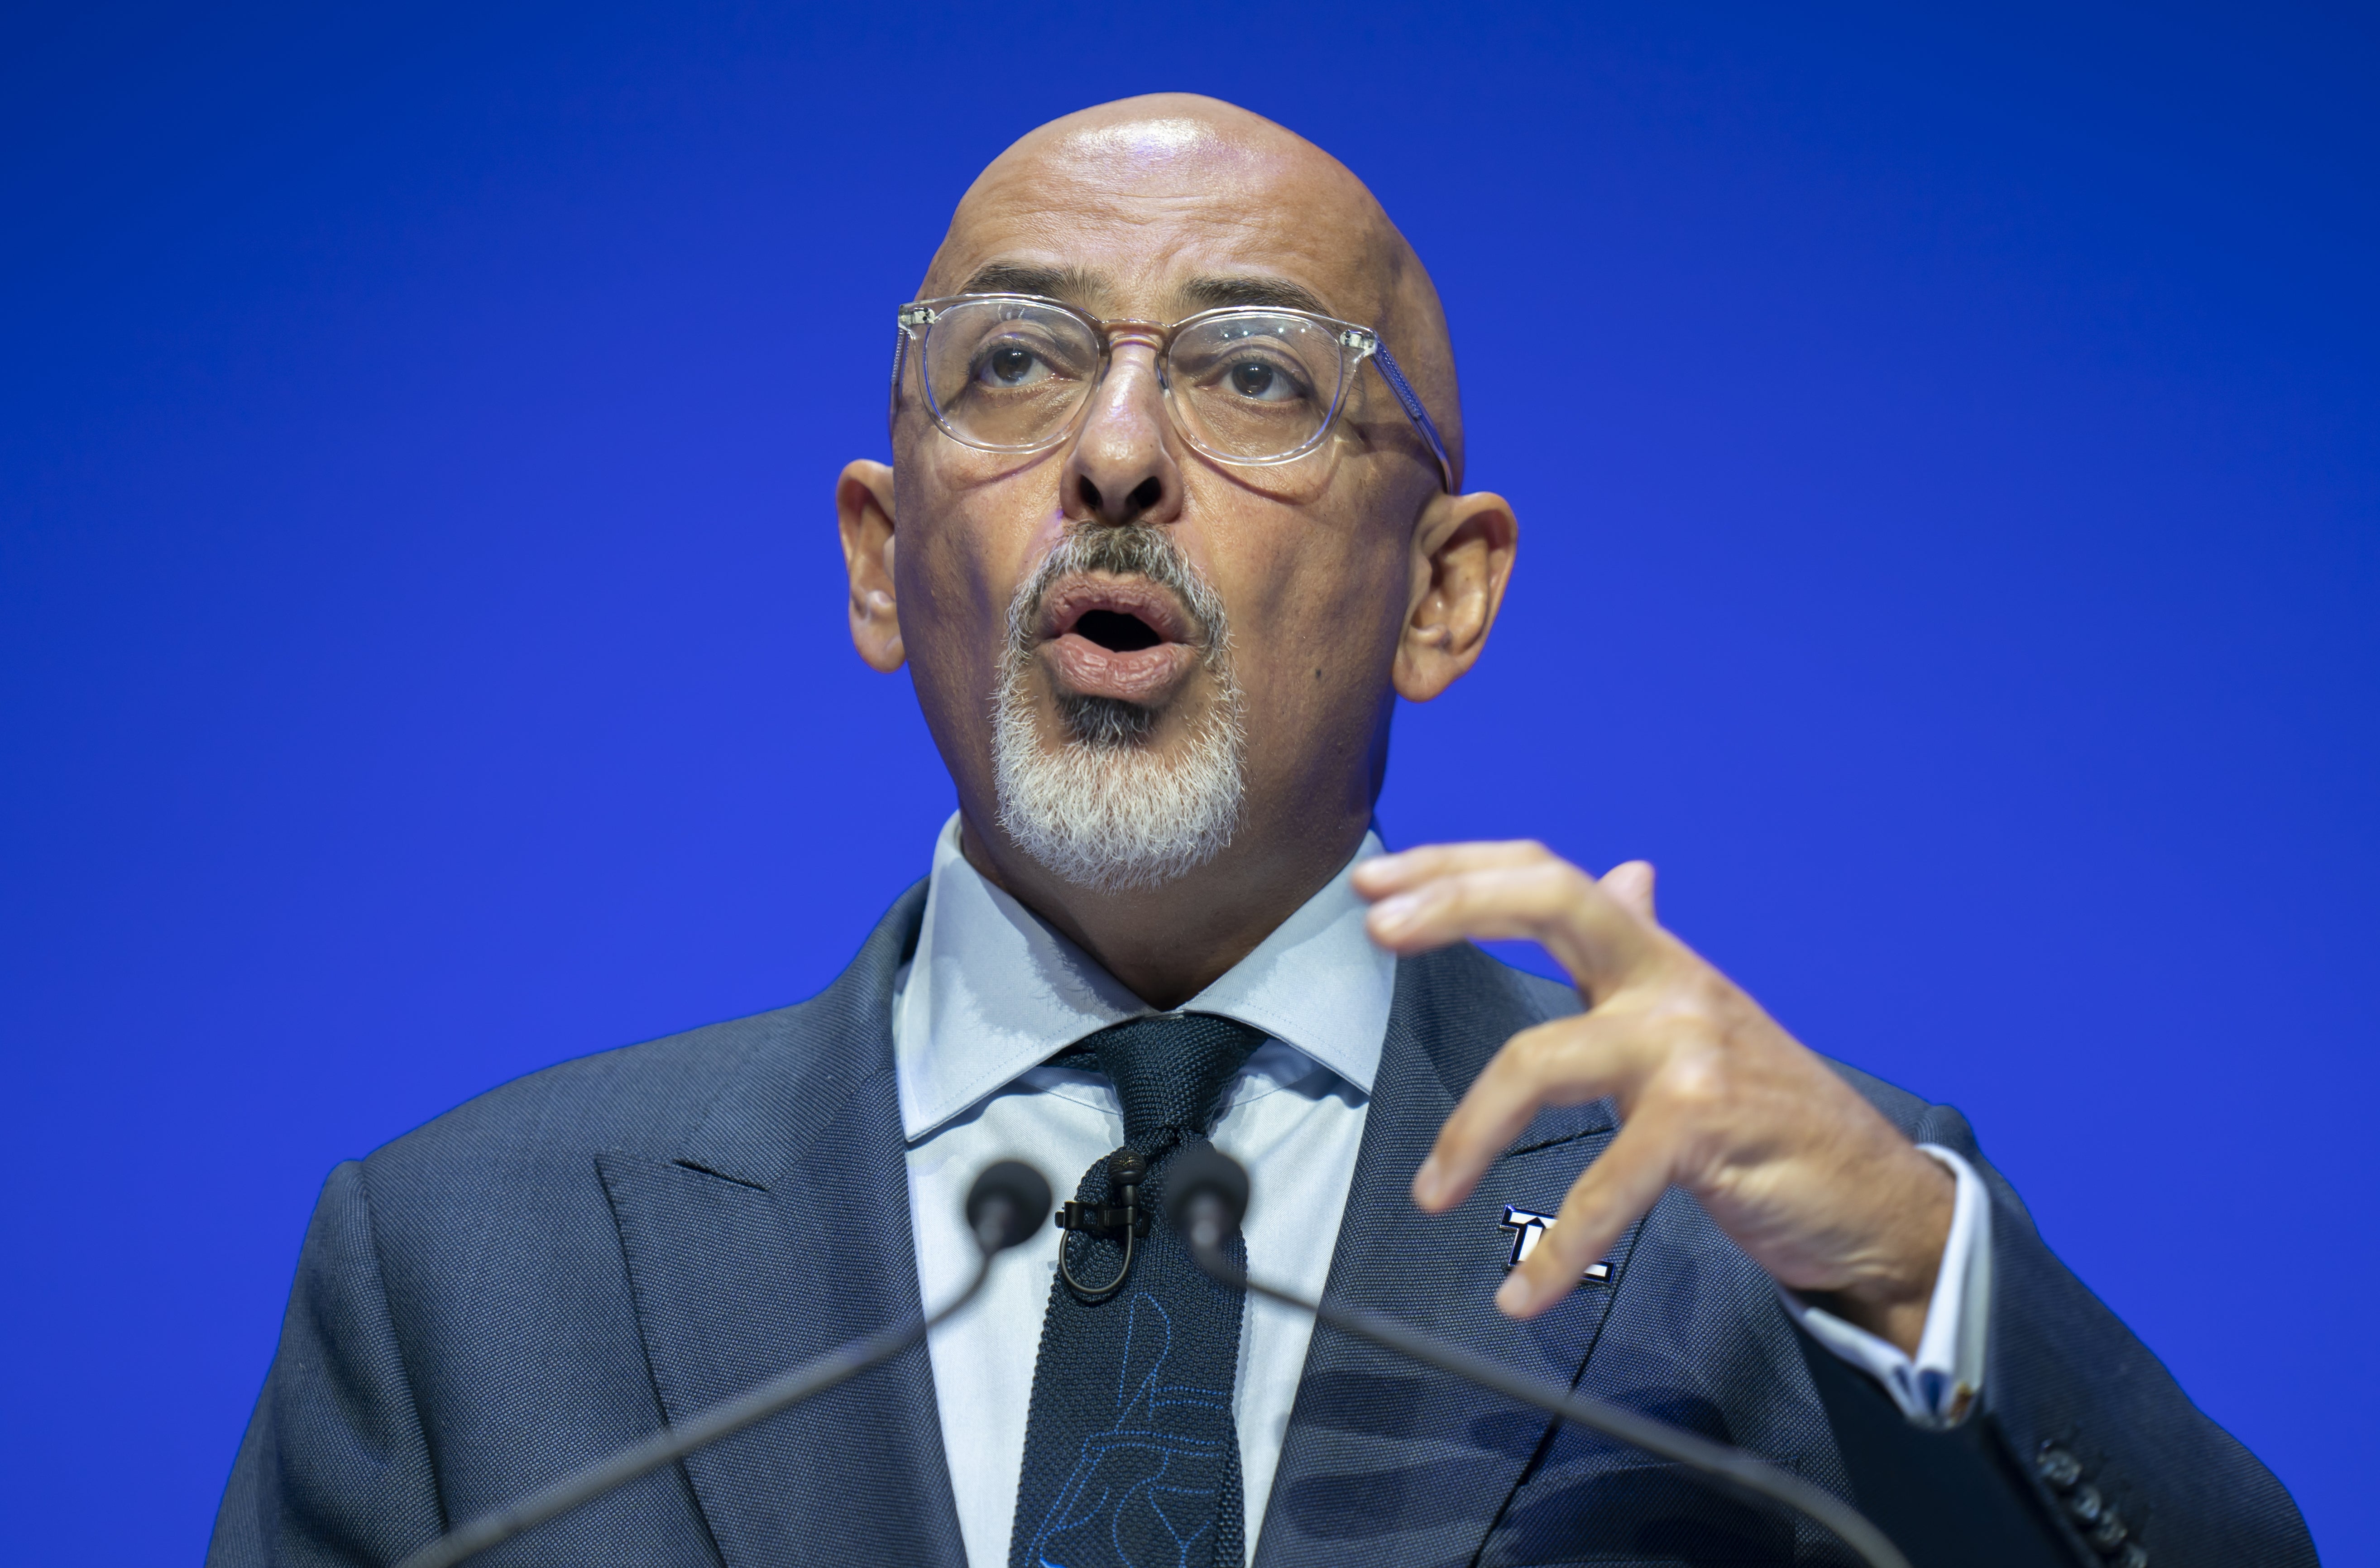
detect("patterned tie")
[1008,1012,1267,1568]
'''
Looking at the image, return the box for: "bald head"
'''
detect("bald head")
[921,94,1463,483]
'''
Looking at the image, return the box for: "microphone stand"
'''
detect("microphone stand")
[395,1160,1050,1568]
[1180,1194,1914,1568]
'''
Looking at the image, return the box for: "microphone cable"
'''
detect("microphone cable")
[392,1160,1053,1568]
[1169,1146,1913,1568]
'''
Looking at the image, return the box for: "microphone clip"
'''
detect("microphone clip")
[1055,1199,1151,1240]
[1056,1147,1149,1299]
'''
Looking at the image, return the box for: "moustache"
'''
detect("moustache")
[1007,524,1228,661]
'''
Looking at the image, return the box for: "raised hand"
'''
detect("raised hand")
[1354,842,1952,1353]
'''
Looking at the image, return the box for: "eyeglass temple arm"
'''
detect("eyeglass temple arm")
[888,322,912,428]
[1369,343,1457,494]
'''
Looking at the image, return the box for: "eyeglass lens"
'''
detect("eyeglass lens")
[919,299,1352,462]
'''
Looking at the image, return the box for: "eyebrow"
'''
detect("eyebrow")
[959,262,1106,304]
[954,263,1340,322]
[1176,274,1337,319]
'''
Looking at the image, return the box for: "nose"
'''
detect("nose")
[1060,345,1184,530]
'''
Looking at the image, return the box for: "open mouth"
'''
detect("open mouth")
[1072,609,1165,652]
[1036,576,1203,705]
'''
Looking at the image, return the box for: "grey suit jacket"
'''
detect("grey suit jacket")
[208,882,2314,1567]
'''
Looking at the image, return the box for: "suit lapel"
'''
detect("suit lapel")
[597,884,967,1568]
[1254,945,1649,1568]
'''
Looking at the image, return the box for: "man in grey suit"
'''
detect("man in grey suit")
[210,95,2313,1568]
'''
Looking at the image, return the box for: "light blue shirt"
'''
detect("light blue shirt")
[891,813,1987,1565]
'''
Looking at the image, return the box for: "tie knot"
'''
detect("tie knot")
[1066,1012,1268,1149]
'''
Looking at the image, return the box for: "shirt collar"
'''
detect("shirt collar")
[894,812,1395,1141]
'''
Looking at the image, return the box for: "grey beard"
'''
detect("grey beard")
[991,526,1246,892]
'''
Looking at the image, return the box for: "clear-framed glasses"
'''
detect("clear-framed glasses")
[890,293,1455,493]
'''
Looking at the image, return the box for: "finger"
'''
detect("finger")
[1497,1114,1680,1318]
[1367,860,1657,998]
[1413,1013,1646,1211]
[1599,860,1657,925]
[1353,840,1558,899]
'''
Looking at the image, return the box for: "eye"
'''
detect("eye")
[1220,354,1307,403]
[974,339,1055,388]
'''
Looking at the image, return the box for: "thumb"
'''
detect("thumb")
[1599,860,1658,926]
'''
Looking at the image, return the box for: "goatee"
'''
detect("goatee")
[990,525,1246,892]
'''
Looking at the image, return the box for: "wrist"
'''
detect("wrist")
[1820,1152,1955,1356]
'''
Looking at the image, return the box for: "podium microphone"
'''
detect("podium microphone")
[395,1160,1054,1568]
[1168,1148,1913,1568]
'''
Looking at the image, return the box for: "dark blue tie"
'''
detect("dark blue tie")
[1008,1012,1266,1568]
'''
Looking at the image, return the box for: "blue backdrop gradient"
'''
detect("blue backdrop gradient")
[1,3,2371,1563]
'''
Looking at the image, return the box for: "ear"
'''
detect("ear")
[838,459,905,672]
[1393,489,1518,701]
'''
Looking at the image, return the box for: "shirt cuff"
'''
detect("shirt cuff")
[1779,1143,1992,1429]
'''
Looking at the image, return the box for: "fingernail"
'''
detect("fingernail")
[1496,1275,1535,1315]
[1372,895,1417,931]
[1413,1159,1444,1207]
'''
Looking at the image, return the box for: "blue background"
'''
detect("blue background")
[1,2,2370,1562]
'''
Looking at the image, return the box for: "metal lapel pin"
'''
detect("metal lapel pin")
[1499,1205,1612,1281]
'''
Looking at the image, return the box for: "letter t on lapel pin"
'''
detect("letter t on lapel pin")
[1499,1206,1612,1281]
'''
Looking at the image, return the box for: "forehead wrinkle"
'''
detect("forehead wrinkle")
[935,143,1376,301]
